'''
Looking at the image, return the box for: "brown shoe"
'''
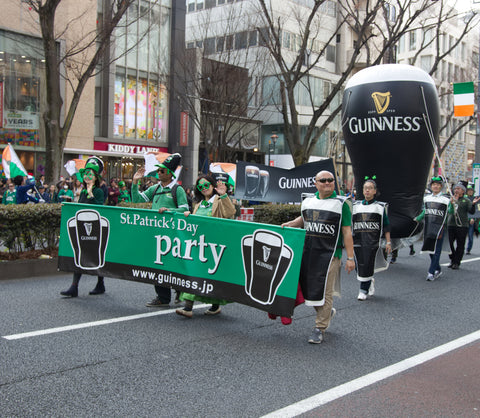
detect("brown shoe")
[204,306,221,315]
[175,308,193,318]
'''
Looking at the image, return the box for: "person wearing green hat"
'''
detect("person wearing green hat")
[175,174,236,318]
[60,157,107,297]
[118,180,131,203]
[414,176,452,280]
[132,153,189,307]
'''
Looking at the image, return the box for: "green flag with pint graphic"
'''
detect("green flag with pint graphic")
[58,203,306,316]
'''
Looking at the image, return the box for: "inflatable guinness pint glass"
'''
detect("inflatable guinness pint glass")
[342,64,439,238]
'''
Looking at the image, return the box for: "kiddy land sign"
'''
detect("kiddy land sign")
[58,204,306,317]
[94,141,167,155]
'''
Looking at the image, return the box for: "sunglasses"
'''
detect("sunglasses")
[197,181,212,191]
[317,178,334,183]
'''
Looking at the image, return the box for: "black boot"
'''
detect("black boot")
[60,285,78,297]
[89,280,105,295]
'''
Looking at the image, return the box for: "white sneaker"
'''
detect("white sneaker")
[426,273,435,281]
[357,291,367,301]
[368,279,375,296]
[434,270,442,279]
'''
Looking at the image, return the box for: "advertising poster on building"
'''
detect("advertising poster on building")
[58,204,306,316]
[234,159,336,203]
[3,110,39,130]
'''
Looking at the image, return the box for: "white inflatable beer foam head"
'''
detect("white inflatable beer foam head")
[345,64,435,89]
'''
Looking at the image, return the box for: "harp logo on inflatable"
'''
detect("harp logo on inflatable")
[371,92,391,114]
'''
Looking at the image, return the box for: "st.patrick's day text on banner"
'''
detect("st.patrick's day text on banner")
[58,203,306,317]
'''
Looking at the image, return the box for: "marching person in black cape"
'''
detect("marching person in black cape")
[414,176,451,281]
[282,170,355,344]
[352,177,391,300]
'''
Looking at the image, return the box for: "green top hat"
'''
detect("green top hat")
[430,176,444,184]
[79,157,104,180]
[155,153,181,178]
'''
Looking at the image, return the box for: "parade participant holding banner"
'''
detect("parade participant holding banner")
[352,177,391,301]
[131,153,189,307]
[447,183,480,270]
[282,170,355,344]
[175,174,236,318]
[60,157,107,297]
[414,176,451,281]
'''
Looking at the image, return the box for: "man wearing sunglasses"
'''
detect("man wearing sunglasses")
[282,170,355,344]
[132,153,189,307]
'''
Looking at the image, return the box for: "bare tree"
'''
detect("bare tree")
[178,3,272,165]
[255,0,478,167]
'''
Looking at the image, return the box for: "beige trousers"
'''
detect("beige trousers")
[314,257,341,330]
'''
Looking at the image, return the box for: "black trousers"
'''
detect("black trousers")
[154,285,171,303]
[448,226,468,265]
[72,272,103,285]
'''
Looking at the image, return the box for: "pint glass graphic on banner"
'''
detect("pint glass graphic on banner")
[245,165,260,197]
[258,170,270,198]
[67,209,110,269]
[242,229,293,305]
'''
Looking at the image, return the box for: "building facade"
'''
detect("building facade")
[395,3,479,184]
[1,0,185,184]
[185,0,352,188]
[186,0,479,190]
[0,0,97,179]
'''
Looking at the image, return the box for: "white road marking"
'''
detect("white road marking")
[261,329,480,418]
[2,304,209,340]
[441,256,480,266]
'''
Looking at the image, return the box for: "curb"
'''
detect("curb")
[1,258,63,280]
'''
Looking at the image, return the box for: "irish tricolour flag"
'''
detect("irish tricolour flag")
[2,144,28,179]
[453,82,475,117]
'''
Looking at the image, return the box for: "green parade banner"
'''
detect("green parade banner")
[58,203,306,317]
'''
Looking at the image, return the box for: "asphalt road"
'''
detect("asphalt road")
[1,242,480,417]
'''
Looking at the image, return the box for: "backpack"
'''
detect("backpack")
[153,183,192,210]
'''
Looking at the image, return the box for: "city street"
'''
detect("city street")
[1,242,480,417]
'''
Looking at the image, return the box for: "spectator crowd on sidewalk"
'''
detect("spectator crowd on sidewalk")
[0,173,179,206]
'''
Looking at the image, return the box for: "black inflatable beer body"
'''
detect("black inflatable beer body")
[342,65,439,238]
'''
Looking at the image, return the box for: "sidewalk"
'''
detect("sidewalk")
[1,257,61,280]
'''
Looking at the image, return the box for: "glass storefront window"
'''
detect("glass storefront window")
[112,1,170,143]
[114,72,168,141]
[125,75,137,138]
[113,75,125,136]
[0,30,46,149]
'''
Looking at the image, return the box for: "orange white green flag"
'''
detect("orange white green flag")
[2,144,28,179]
[453,82,475,117]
